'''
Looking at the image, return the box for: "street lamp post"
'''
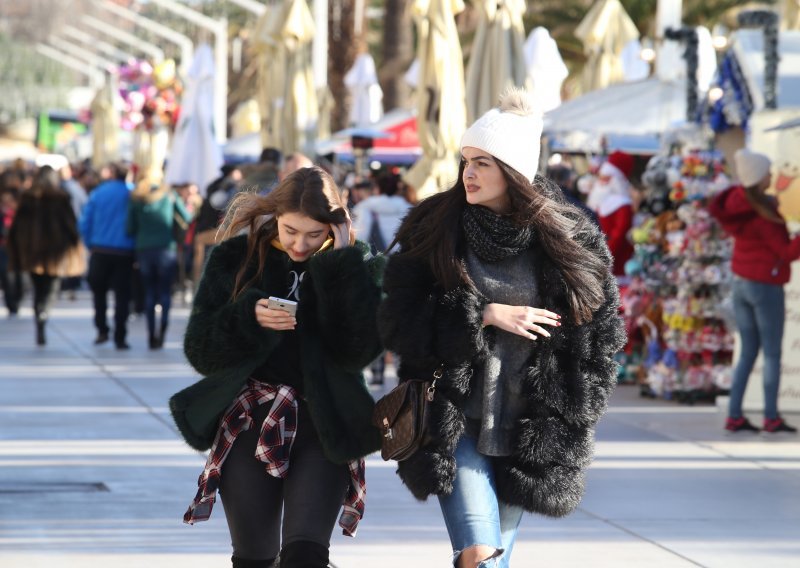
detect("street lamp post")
[227,0,266,15]
[95,0,194,77]
[35,43,105,87]
[48,35,118,73]
[61,25,136,64]
[82,15,166,63]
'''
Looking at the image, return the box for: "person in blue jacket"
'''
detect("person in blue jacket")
[80,162,135,349]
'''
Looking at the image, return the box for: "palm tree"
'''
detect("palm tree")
[379,0,414,111]
[328,0,362,131]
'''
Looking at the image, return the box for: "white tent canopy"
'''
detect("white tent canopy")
[543,77,687,153]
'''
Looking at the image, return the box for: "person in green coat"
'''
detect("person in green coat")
[170,166,384,568]
[126,176,192,349]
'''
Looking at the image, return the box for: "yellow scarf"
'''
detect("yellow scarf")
[270,236,334,255]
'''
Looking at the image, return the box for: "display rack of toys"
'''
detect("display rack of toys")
[619,149,736,404]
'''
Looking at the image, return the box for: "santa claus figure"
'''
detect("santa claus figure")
[588,151,635,277]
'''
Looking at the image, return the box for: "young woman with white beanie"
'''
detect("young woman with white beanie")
[378,88,626,568]
[709,148,799,435]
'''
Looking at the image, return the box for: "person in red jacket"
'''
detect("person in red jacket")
[587,151,635,278]
[709,148,799,434]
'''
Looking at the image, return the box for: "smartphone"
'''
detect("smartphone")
[267,296,298,316]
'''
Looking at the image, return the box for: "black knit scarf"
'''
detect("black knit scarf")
[462,205,534,262]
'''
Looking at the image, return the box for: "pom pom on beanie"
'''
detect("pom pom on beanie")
[734,148,771,187]
[460,87,543,183]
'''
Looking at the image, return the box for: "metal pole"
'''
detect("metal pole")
[62,25,136,64]
[36,43,105,87]
[82,15,165,63]
[48,35,118,72]
[94,0,194,76]
[227,0,266,15]
[145,0,228,141]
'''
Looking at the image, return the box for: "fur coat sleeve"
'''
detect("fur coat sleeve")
[378,219,626,518]
[306,241,386,372]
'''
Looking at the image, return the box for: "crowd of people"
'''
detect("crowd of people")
[0,148,415,352]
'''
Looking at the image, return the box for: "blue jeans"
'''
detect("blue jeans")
[136,248,177,336]
[729,277,785,420]
[438,435,524,568]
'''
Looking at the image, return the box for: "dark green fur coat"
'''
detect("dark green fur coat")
[170,235,384,463]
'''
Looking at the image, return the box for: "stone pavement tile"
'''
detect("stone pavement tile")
[621,520,800,568]
[0,407,177,440]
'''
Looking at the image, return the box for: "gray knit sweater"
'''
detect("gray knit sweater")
[463,245,538,456]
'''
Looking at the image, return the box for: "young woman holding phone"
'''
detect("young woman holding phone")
[170,166,383,568]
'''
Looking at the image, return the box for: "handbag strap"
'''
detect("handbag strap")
[427,366,443,401]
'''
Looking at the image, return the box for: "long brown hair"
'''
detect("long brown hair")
[393,158,608,324]
[220,166,351,298]
[742,183,783,224]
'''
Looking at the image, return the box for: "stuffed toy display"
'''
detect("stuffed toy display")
[619,149,736,403]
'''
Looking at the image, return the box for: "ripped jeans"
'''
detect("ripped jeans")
[438,435,524,567]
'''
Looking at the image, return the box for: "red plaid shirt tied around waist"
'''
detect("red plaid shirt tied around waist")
[183,379,367,537]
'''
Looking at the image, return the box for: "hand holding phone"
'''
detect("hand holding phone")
[266,296,297,316]
[255,296,297,330]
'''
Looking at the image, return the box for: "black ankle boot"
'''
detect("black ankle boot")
[36,320,46,346]
[157,321,168,348]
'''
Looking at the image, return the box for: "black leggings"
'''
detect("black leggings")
[219,401,349,565]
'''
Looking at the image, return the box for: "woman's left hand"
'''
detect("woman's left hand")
[330,214,352,249]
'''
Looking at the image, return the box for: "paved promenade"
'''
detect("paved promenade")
[1,291,799,567]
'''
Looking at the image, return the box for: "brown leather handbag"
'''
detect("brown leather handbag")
[372,367,442,461]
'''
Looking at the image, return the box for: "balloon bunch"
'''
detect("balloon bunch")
[117,59,182,131]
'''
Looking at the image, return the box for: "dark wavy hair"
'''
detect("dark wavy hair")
[393,158,608,324]
[219,166,352,299]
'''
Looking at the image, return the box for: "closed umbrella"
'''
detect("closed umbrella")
[524,27,569,113]
[253,3,283,150]
[784,0,800,30]
[164,43,224,196]
[574,0,640,93]
[263,0,317,156]
[464,0,529,124]
[403,0,468,201]
[89,77,120,169]
[345,52,384,126]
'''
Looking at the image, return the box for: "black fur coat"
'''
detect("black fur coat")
[170,235,384,464]
[378,207,626,518]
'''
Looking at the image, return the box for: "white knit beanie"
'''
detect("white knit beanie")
[734,148,771,187]
[460,88,543,183]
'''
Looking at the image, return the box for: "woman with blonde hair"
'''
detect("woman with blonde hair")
[170,166,383,567]
[126,174,192,349]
